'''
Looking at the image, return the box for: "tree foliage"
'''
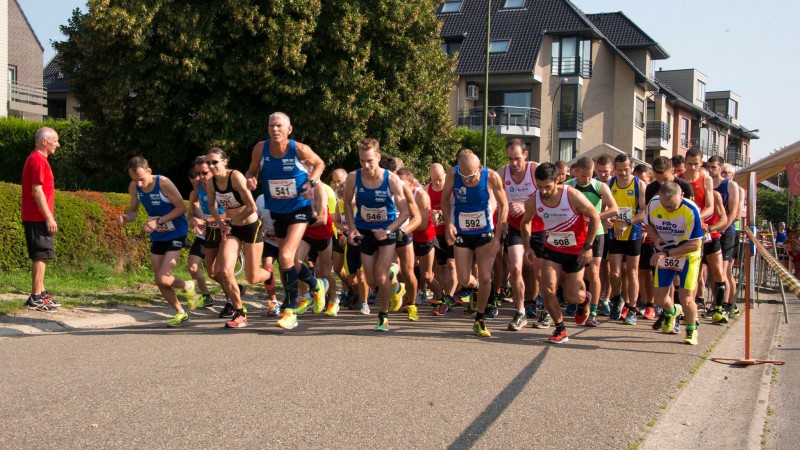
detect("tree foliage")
[452,127,509,171]
[756,186,800,230]
[55,0,457,190]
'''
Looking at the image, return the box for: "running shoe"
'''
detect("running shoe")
[276,310,298,330]
[416,291,427,306]
[532,310,552,329]
[375,315,389,332]
[324,300,340,317]
[619,305,629,320]
[225,311,248,328]
[339,290,352,308]
[263,264,275,291]
[455,288,471,306]
[41,291,61,308]
[199,294,214,308]
[407,305,419,321]
[730,304,741,318]
[312,279,329,314]
[683,328,699,345]
[390,283,405,312]
[468,290,478,314]
[367,289,378,304]
[266,299,281,317]
[183,280,200,311]
[295,294,312,315]
[672,322,681,335]
[524,301,538,319]
[508,312,528,331]
[547,328,569,344]
[609,295,623,320]
[219,302,235,318]
[485,302,499,319]
[642,306,656,320]
[360,302,370,315]
[238,283,246,297]
[166,311,189,327]
[565,303,577,316]
[623,309,637,325]
[584,314,599,327]
[26,295,51,311]
[598,299,611,317]
[574,295,590,325]
[389,263,400,287]
[473,319,491,337]
[661,304,683,334]
[501,285,513,300]
[654,305,663,316]
[432,300,448,316]
[652,312,665,330]
[695,299,706,314]
[712,308,729,324]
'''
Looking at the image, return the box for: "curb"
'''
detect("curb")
[746,303,786,448]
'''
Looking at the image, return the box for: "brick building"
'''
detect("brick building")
[2,0,47,120]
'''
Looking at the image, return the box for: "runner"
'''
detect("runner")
[555,160,569,185]
[334,180,370,314]
[521,163,600,343]
[329,169,350,306]
[499,139,539,331]
[255,193,281,315]
[294,179,336,315]
[594,155,614,315]
[644,181,704,345]
[186,164,214,308]
[709,156,741,320]
[428,163,459,315]
[398,168,444,317]
[566,157,618,327]
[671,155,685,176]
[244,112,327,330]
[343,138,410,331]
[607,154,647,324]
[117,157,200,327]
[441,150,508,337]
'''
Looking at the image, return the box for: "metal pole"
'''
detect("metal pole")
[482,0,491,166]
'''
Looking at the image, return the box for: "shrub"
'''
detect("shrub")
[0,182,195,272]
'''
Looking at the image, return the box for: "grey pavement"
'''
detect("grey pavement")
[0,292,791,449]
[764,293,800,450]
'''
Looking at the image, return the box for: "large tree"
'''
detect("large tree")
[55,0,457,189]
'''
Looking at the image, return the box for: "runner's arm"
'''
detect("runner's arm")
[708,191,728,233]
[489,170,508,240]
[118,182,141,225]
[343,172,359,241]
[385,172,409,233]
[699,175,715,220]
[308,183,327,228]
[440,169,455,230]
[232,170,258,219]
[245,141,264,190]
[158,177,188,223]
[570,188,600,245]
[401,183,421,234]
[632,179,647,224]
[416,189,431,234]
[296,142,326,185]
[719,180,740,230]
[520,195,537,252]
[598,182,619,223]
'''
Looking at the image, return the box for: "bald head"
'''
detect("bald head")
[430,163,445,177]
[458,151,480,171]
[331,168,347,183]
[35,127,57,146]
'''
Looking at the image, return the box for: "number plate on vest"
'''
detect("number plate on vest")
[658,256,687,271]
[268,179,298,199]
[458,211,486,231]
[149,216,175,232]
[361,206,387,223]
[547,231,576,248]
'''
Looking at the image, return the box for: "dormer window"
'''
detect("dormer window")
[489,40,510,53]
[551,36,592,77]
[441,1,463,13]
[504,0,525,8]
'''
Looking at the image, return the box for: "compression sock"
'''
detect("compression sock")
[282,269,299,308]
[298,264,319,292]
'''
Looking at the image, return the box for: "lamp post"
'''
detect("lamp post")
[482,0,492,166]
[549,78,567,162]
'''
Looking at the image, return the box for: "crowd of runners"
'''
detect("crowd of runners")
[22,114,750,345]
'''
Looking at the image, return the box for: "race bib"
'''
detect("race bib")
[149,216,175,232]
[458,211,487,231]
[216,192,240,209]
[268,179,298,199]
[361,206,387,223]
[618,207,633,221]
[547,231,576,248]
[658,255,687,271]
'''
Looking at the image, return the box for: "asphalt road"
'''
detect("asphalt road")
[0,300,776,449]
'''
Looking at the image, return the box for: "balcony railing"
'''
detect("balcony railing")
[726,147,750,167]
[459,106,541,129]
[690,138,718,158]
[551,57,592,78]
[558,110,584,131]
[8,81,47,108]
[646,121,671,140]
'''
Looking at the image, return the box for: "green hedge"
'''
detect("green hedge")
[0,116,129,193]
[0,182,180,272]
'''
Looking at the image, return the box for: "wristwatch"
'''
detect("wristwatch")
[309,179,319,188]
[582,242,592,251]
[384,228,393,236]
[625,218,632,225]
[398,226,407,236]
[156,217,165,226]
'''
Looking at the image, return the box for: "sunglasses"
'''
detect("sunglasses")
[721,171,729,175]
[456,166,481,180]
[209,160,222,166]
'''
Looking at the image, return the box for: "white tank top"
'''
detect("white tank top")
[503,163,537,204]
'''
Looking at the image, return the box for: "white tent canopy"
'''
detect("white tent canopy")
[569,143,649,167]
[734,139,800,188]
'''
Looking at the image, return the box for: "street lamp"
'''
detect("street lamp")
[550,78,567,162]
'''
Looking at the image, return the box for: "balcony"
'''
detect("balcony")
[646,121,670,150]
[558,110,583,131]
[8,81,48,116]
[690,138,718,158]
[726,146,750,168]
[550,57,592,78]
[458,106,542,137]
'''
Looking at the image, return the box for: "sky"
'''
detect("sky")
[18,0,800,162]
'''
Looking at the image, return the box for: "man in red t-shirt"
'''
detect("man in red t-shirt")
[21,127,60,311]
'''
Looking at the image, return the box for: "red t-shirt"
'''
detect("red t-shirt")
[21,151,55,222]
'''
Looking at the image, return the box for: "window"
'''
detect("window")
[489,40,510,53]
[8,66,16,84]
[680,118,689,148]
[634,148,643,161]
[441,1,463,13]
[697,80,706,102]
[503,91,531,108]
[635,96,645,128]
[559,139,577,161]
[552,36,591,77]
[729,99,738,119]
[646,101,655,122]
[504,0,525,8]
[441,39,462,56]
[711,130,718,148]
